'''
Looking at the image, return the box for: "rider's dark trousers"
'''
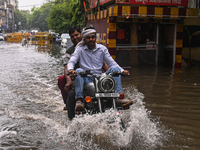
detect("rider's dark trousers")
[58,75,76,119]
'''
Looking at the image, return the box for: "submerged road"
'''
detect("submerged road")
[0,42,200,149]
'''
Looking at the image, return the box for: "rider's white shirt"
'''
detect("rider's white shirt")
[68,43,124,76]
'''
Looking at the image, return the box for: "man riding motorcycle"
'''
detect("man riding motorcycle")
[58,26,109,119]
[68,26,133,112]
[58,27,82,110]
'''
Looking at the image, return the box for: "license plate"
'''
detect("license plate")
[95,93,119,98]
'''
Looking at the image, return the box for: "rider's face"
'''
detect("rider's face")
[84,34,96,49]
[70,30,82,46]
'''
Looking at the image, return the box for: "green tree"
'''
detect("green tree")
[69,0,85,27]
[47,2,71,34]
[47,0,86,34]
[14,9,30,31]
[28,3,53,32]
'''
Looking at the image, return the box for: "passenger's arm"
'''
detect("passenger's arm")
[67,48,80,71]
[64,65,73,93]
[64,65,68,80]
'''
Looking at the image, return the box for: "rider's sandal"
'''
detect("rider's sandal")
[75,101,85,111]
[63,105,67,111]
[121,101,133,107]
[116,99,134,107]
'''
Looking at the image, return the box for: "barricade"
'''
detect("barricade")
[28,35,36,45]
[23,33,36,45]
[7,32,23,42]
[24,32,30,40]
[35,32,53,47]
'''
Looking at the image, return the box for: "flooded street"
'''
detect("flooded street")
[0,42,200,150]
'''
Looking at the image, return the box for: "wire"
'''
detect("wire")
[18,4,42,7]
[18,1,56,8]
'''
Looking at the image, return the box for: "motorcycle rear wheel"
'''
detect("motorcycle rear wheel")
[67,89,76,119]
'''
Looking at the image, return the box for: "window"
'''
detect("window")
[138,23,157,45]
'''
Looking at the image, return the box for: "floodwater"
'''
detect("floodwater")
[0,42,199,150]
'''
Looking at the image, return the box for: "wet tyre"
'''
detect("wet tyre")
[67,89,76,119]
[119,118,126,132]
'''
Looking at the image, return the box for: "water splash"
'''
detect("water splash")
[62,86,166,150]
[0,130,17,139]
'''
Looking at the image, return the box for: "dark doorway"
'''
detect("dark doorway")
[158,24,175,66]
[116,23,131,44]
[116,22,131,67]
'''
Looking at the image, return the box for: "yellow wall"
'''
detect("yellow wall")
[184,18,200,26]
[131,23,138,45]
[182,47,200,60]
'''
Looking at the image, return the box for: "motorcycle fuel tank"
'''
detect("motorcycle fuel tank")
[84,82,95,97]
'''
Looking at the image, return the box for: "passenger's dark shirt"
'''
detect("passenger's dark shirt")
[63,45,79,69]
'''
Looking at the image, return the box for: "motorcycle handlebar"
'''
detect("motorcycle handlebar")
[68,70,130,77]
[67,70,93,77]
[78,70,93,77]
[110,71,130,76]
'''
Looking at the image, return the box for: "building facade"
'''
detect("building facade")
[86,0,200,67]
[0,0,18,33]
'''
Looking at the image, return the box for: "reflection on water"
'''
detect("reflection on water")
[127,66,200,149]
[0,42,200,149]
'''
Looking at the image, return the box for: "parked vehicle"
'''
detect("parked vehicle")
[30,28,40,35]
[61,37,73,48]
[0,33,5,41]
[60,33,73,48]
[56,33,67,45]
[50,32,59,42]
[3,33,7,41]
[56,36,61,44]
[61,33,69,39]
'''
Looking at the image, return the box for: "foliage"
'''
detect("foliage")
[14,9,30,31]
[47,2,71,34]
[69,0,85,27]
[14,0,87,33]
[47,0,86,34]
[28,3,53,32]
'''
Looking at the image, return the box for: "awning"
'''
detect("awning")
[87,6,200,21]
[109,6,200,19]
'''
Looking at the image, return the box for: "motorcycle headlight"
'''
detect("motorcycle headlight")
[98,76,115,93]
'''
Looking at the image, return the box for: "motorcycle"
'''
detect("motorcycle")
[67,70,131,130]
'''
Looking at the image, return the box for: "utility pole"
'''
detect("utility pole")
[12,8,14,33]
[196,0,199,8]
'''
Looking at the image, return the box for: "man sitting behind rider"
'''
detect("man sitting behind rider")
[68,26,133,111]
[58,27,82,110]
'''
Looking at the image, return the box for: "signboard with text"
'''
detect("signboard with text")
[89,0,188,9]
[116,0,188,7]
[89,0,114,8]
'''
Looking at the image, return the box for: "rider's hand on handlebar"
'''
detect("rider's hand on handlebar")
[69,70,77,76]
[122,70,130,76]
